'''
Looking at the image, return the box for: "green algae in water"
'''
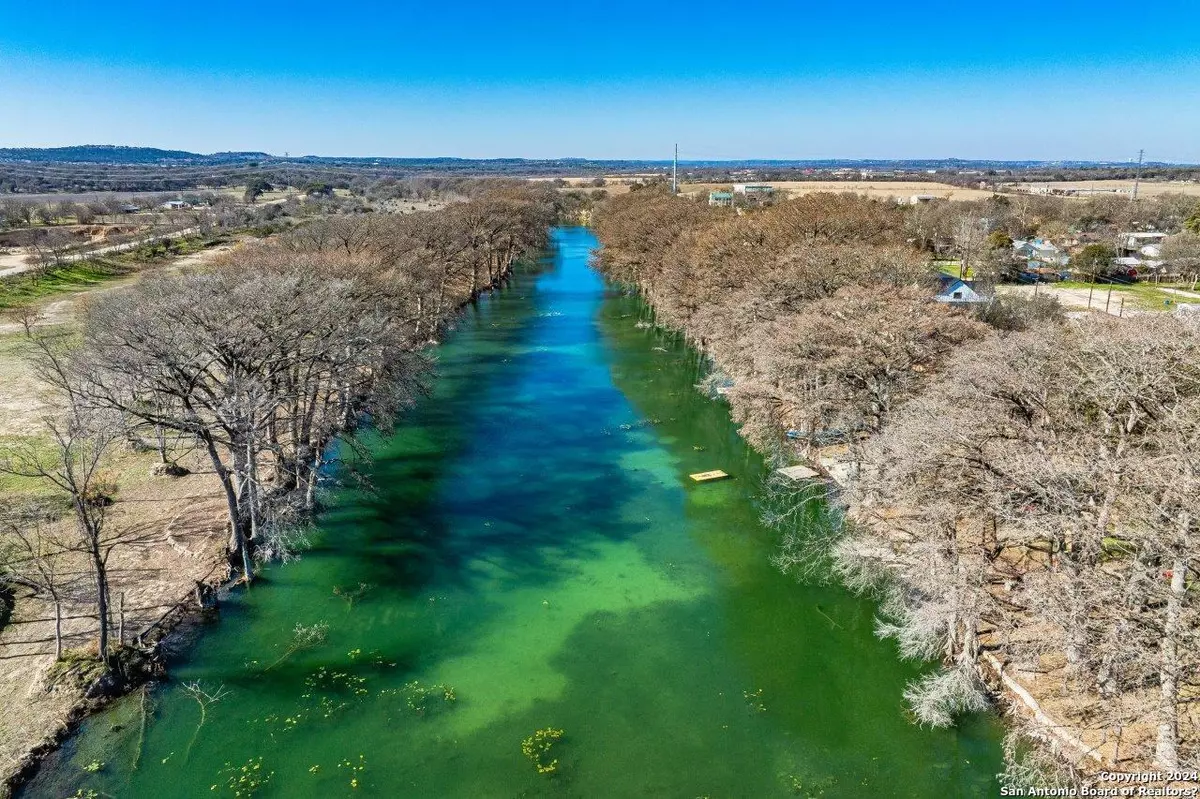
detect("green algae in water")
[22,228,1003,798]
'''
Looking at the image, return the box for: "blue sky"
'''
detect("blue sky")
[2,0,1198,161]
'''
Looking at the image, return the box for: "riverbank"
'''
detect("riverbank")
[19,227,1003,798]
[0,239,247,794]
[2,200,553,796]
[590,190,1199,786]
[0,451,230,794]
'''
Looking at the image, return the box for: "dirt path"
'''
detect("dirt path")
[0,253,28,280]
[1160,286,1200,300]
[0,227,203,281]
[996,283,1145,317]
[0,340,49,438]
[0,239,241,338]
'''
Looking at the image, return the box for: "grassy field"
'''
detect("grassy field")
[0,435,64,499]
[681,180,997,201]
[0,234,225,311]
[1005,179,1200,197]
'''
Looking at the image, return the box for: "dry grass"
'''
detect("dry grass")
[1006,180,1200,197]
[0,241,243,787]
[681,180,997,201]
[0,338,50,439]
[0,445,229,784]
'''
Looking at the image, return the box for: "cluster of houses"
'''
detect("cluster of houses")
[1012,237,1072,280]
[1012,232,1171,280]
[1115,231,1167,276]
[936,229,1176,306]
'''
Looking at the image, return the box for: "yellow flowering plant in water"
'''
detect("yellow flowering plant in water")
[521,727,565,775]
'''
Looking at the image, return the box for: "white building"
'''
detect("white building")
[732,184,774,195]
[1119,231,1168,256]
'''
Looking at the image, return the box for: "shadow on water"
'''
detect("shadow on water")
[20,227,1003,799]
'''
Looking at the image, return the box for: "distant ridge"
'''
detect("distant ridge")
[0,146,1187,169]
[0,146,270,164]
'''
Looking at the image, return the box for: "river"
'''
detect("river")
[23,227,1003,798]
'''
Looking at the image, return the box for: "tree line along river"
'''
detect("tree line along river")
[22,227,1003,798]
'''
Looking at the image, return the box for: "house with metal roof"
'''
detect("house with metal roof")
[934,276,987,305]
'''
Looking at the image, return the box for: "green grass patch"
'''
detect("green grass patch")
[0,434,66,499]
[1053,280,1195,312]
[932,259,967,278]
[0,234,230,311]
[0,260,134,311]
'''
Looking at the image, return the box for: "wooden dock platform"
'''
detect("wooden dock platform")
[689,470,730,482]
[776,464,821,481]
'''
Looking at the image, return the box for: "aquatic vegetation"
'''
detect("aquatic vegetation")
[263,621,329,671]
[393,680,457,716]
[303,666,371,698]
[743,688,767,713]
[24,228,1007,798]
[182,682,231,761]
[338,754,367,789]
[521,727,565,775]
[333,582,375,611]
[82,759,104,773]
[214,756,273,797]
[785,774,834,797]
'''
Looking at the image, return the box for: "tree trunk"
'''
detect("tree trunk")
[199,431,252,582]
[53,598,62,661]
[305,450,322,511]
[1155,555,1187,769]
[117,591,125,649]
[155,425,168,464]
[93,556,110,667]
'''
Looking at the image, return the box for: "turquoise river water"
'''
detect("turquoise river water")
[23,227,1003,798]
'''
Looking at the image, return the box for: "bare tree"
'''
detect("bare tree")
[0,503,71,659]
[0,411,123,669]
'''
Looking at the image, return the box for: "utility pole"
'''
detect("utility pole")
[672,143,678,195]
[1131,148,1144,201]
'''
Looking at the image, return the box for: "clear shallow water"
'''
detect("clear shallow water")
[24,227,1003,798]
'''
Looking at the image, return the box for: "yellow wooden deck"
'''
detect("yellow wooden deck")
[689,470,730,482]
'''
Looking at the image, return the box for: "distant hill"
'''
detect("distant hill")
[0,146,1185,170]
[0,146,271,164]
